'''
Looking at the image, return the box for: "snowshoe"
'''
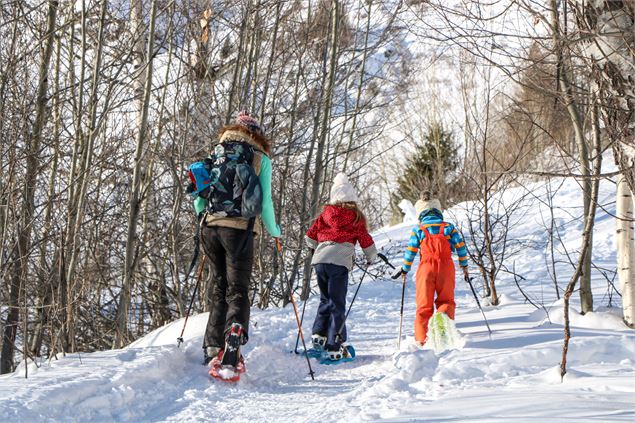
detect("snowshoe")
[319,345,356,365]
[426,311,465,353]
[305,348,323,359]
[209,323,246,382]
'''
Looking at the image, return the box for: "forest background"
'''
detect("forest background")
[0,0,633,375]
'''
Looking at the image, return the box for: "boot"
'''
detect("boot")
[325,344,350,361]
[203,346,221,366]
[220,323,244,368]
[311,334,326,351]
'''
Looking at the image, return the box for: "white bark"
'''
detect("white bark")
[617,174,635,327]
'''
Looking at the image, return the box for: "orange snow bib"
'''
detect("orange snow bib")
[414,222,456,343]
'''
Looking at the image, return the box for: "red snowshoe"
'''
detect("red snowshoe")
[209,323,246,382]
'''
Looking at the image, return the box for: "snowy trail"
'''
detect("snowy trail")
[2,278,633,422]
[2,174,635,422]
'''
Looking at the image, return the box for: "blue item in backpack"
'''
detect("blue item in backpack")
[188,161,212,198]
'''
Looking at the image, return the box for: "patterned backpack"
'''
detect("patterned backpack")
[187,140,262,218]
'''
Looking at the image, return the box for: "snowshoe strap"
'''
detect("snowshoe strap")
[220,324,243,367]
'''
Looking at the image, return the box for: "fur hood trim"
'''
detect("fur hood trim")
[218,124,271,155]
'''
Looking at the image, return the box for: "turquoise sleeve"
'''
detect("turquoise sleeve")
[193,196,207,215]
[259,156,281,237]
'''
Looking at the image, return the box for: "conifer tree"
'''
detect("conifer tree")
[393,121,459,211]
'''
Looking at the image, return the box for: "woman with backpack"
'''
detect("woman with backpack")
[305,173,377,362]
[392,197,469,346]
[193,112,280,370]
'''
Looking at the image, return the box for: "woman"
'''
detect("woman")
[194,111,280,369]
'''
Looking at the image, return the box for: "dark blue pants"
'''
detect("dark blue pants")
[311,263,348,350]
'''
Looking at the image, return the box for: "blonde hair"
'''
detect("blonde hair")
[333,201,366,228]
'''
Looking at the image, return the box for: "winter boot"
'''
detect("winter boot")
[220,323,244,369]
[203,346,221,365]
[326,345,350,361]
[320,344,356,365]
[311,334,327,351]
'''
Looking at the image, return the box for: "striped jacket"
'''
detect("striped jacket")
[401,210,468,272]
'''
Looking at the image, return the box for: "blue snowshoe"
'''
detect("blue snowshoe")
[319,345,356,365]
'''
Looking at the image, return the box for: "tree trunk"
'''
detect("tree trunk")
[617,174,635,327]
[30,34,63,357]
[116,0,158,347]
[1,0,58,374]
[550,0,593,313]
[561,98,602,380]
[225,1,251,123]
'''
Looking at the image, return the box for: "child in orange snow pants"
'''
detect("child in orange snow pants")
[394,199,469,345]
[414,223,456,342]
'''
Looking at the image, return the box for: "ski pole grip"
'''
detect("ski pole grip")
[378,253,396,269]
[275,238,282,253]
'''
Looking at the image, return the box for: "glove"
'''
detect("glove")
[391,268,405,280]
[462,267,469,280]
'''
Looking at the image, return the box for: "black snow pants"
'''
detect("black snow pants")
[202,225,254,348]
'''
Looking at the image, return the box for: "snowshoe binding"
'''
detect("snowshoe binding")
[319,345,356,365]
[305,334,326,359]
[209,323,246,382]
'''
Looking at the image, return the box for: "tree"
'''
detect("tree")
[0,0,58,375]
[393,121,459,209]
[571,0,635,327]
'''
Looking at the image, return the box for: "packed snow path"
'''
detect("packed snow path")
[2,175,635,422]
[2,275,633,422]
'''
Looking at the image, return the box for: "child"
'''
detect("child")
[393,197,469,346]
[305,173,377,361]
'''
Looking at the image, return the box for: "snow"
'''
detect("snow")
[2,172,635,422]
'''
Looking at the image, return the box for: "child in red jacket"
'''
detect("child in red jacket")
[305,173,377,361]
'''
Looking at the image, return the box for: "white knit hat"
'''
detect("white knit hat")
[415,198,442,215]
[329,173,359,204]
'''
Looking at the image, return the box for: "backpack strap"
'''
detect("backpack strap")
[419,223,430,237]
[419,222,447,238]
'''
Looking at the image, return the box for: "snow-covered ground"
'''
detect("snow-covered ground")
[1,173,634,422]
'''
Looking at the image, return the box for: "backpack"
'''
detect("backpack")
[187,141,263,218]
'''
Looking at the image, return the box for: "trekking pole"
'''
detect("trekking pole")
[465,276,492,336]
[294,250,314,354]
[334,263,370,344]
[177,255,207,347]
[176,219,204,347]
[378,253,396,270]
[293,298,309,354]
[376,253,406,349]
[276,239,315,380]
[397,273,406,349]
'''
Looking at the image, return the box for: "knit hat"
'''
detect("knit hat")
[414,198,442,216]
[329,173,359,204]
[235,111,264,136]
